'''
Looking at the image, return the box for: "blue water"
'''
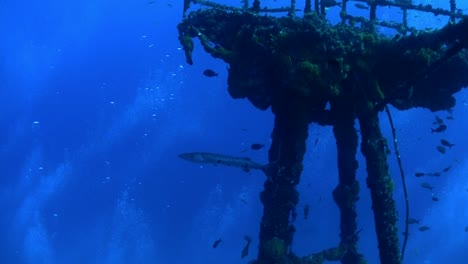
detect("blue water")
[1,0,467,263]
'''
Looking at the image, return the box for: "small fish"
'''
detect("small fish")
[465,226,468,232]
[408,218,420,224]
[420,182,433,191]
[440,139,455,148]
[213,238,222,248]
[240,198,248,205]
[314,138,319,145]
[203,69,218,77]
[431,196,439,202]
[436,146,446,154]
[291,209,297,222]
[250,143,265,150]
[304,204,310,220]
[241,236,252,258]
[383,144,393,156]
[442,166,452,173]
[446,115,454,120]
[418,226,430,232]
[431,124,447,133]
[354,3,369,10]
[433,115,444,125]
[414,172,425,177]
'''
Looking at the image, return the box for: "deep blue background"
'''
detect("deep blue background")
[1,0,468,263]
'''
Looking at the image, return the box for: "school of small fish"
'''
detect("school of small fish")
[408,112,463,234]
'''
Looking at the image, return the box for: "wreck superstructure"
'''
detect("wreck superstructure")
[176,0,468,263]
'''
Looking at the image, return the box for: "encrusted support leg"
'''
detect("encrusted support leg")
[257,112,309,263]
[331,98,366,264]
[358,103,401,264]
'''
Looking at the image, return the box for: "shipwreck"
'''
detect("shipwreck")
[176,0,468,263]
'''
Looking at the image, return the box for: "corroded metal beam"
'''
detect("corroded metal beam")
[331,94,365,264]
[358,101,401,264]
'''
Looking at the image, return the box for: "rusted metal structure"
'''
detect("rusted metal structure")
[176,0,468,263]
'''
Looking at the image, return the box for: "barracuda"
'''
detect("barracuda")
[178,152,267,172]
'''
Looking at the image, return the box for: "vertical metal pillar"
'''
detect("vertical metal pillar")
[358,102,401,264]
[331,97,366,264]
[258,112,309,263]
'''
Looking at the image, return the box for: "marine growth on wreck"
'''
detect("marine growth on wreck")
[176,0,468,263]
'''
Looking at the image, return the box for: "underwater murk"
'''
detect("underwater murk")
[1,0,468,263]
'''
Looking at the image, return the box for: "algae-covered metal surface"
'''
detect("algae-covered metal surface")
[176,1,468,263]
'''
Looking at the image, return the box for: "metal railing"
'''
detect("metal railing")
[183,0,467,35]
